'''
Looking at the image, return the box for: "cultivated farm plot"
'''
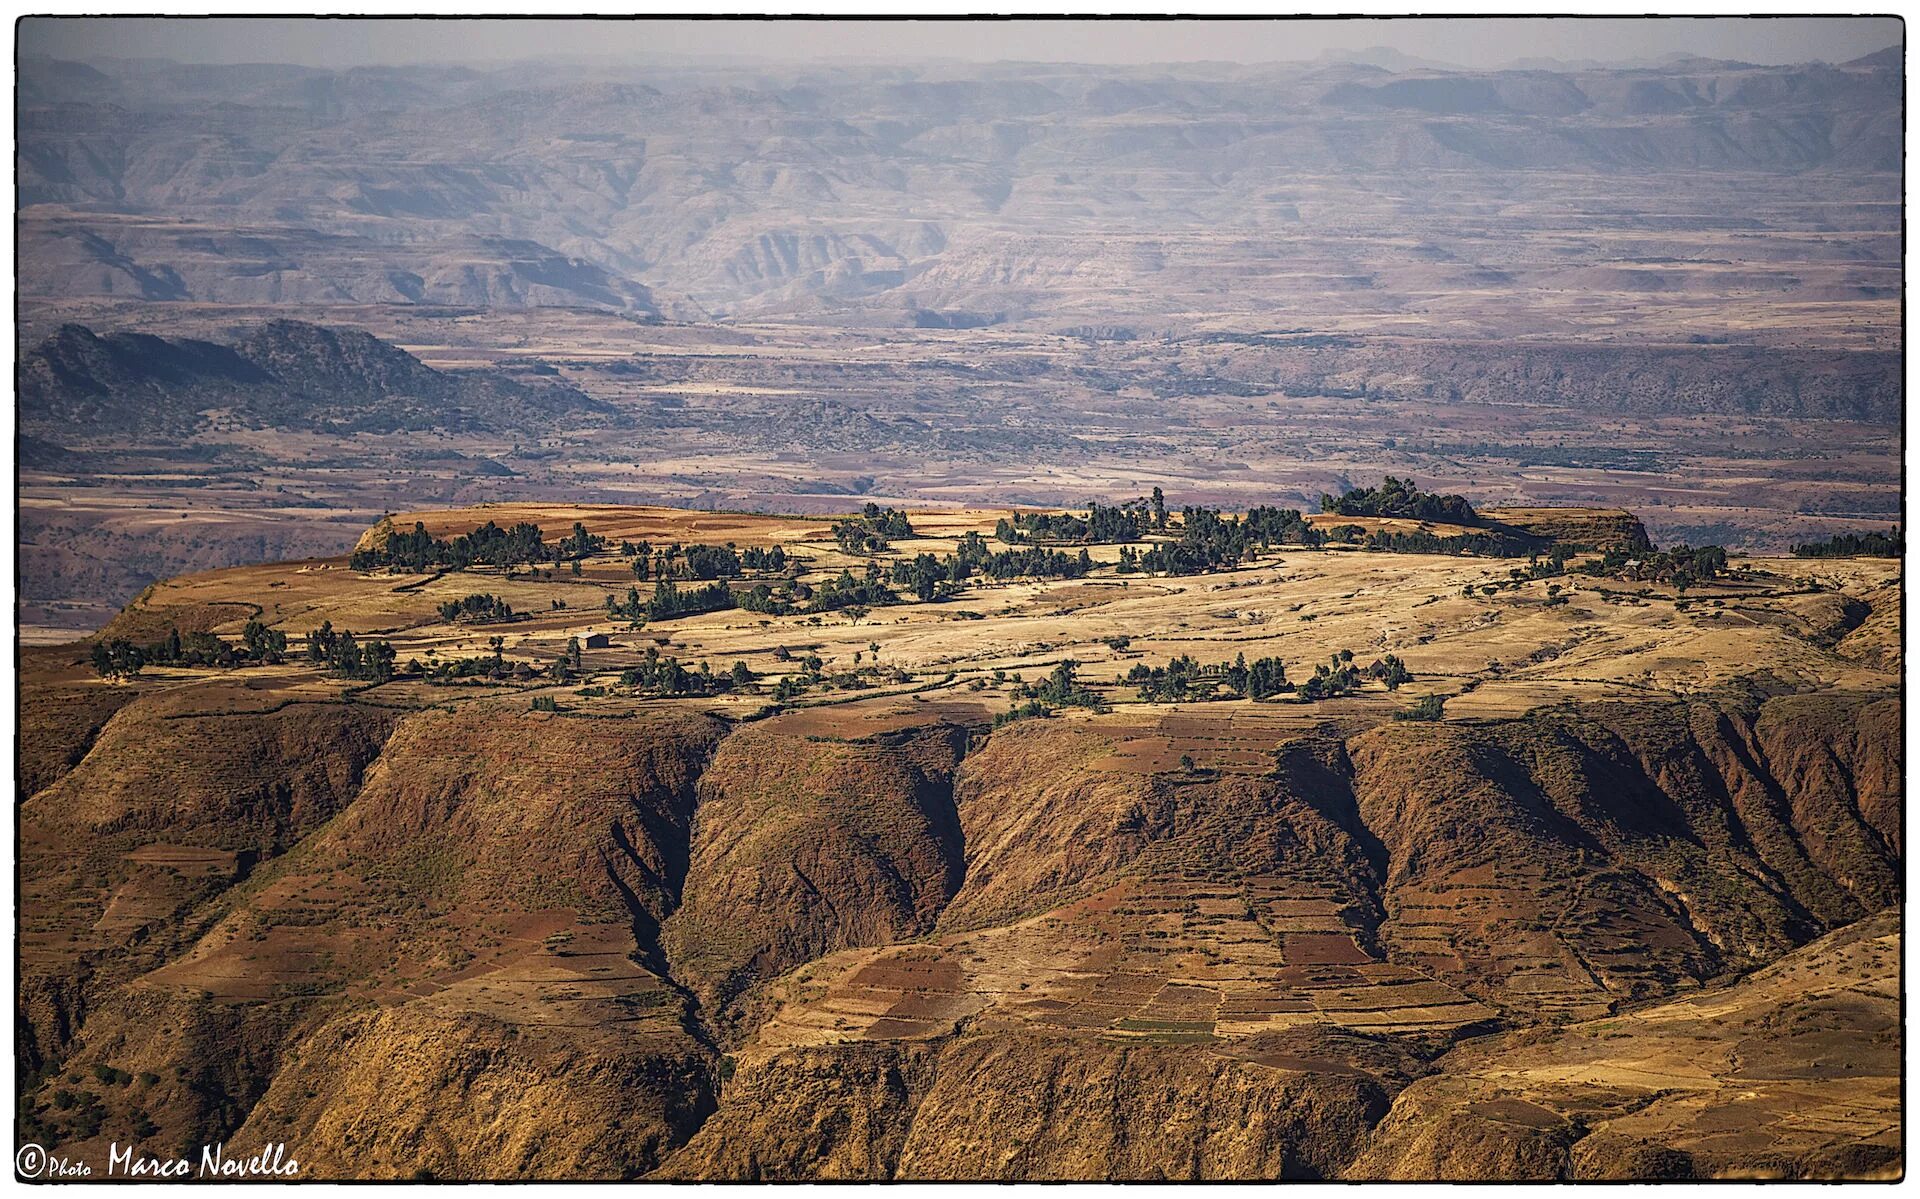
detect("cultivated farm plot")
[755,872,1499,1055]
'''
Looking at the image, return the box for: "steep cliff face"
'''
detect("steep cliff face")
[25,692,396,845]
[230,1008,713,1180]
[18,704,729,1174]
[665,1027,1414,1181]
[657,1041,942,1180]
[15,684,1901,1179]
[1752,693,1901,872]
[17,688,399,1074]
[17,648,144,798]
[891,1033,1398,1180]
[661,722,970,1040]
[939,724,1380,937]
[660,693,1900,1181]
[1345,693,1903,1019]
[1480,506,1652,552]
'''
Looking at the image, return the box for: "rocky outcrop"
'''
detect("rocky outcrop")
[1480,506,1652,553]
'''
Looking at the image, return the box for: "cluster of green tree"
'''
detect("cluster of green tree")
[1320,477,1478,525]
[890,552,967,601]
[437,593,521,624]
[1296,651,1415,699]
[832,503,916,554]
[1395,694,1447,722]
[304,620,397,682]
[411,636,506,682]
[639,579,739,621]
[1580,544,1729,589]
[807,567,899,613]
[1124,650,1409,703]
[1508,549,1574,580]
[1298,655,1363,699]
[995,498,1153,545]
[982,545,1100,585]
[1364,654,1414,689]
[242,619,290,663]
[556,521,605,559]
[979,530,1101,582]
[90,618,291,678]
[1126,652,1292,702]
[616,646,755,697]
[352,519,603,574]
[735,582,801,615]
[741,545,789,572]
[1793,528,1902,558]
[764,649,909,703]
[88,639,148,678]
[628,541,755,581]
[1133,505,1301,575]
[609,565,900,623]
[141,627,242,668]
[994,660,1101,727]
[550,635,587,683]
[682,544,742,580]
[422,655,504,681]
[769,651,824,702]
[1243,505,1325,546]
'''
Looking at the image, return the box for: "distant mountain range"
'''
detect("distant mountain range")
[19,319,619,439]
[16,49,1899,320]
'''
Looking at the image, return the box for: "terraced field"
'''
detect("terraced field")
[15,501,1901,1180]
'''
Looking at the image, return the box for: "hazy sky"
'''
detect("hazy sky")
[19,16,1904,71]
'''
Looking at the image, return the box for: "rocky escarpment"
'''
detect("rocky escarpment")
[1480,507,1652,554]
[15,683,1901,1179]
[231,1008,715,1180]
[658,690,1900,1181]
[661,721,970,1042]
[665,1026,1414,1180]
[1346,692,1900,1019]
[18,703,727,1177]
[17,686,399,1076]
[936,724,1381,937]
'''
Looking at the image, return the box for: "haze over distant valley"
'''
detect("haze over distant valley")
[16,35,1902,631]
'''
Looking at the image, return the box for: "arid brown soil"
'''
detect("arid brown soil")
[14,503,1901,1179]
